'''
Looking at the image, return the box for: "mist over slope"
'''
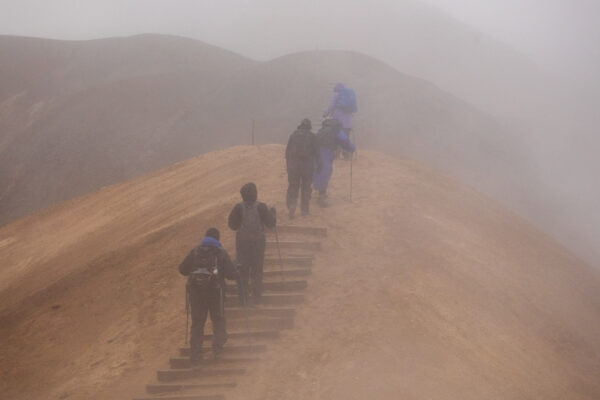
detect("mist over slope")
[1,34,598,266]
[0,34,515,225]
[0,146,598,400]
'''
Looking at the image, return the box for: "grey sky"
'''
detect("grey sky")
[1,0,598,80]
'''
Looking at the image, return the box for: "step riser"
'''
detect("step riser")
[170,358,260,369]
[225,308,295,319]
[157,368,246,382]
[226,295,305,307]
[263,269,311,278]
[230,318,294,330]
[147,383,236,395]
[263,258,314,267]
[265,242,322,251]
[201,331,280,341]
[272,226,327,237]
[203,318,294,331]
[179,345,267,357]
[226,280,307,294]
[136,396,223,400]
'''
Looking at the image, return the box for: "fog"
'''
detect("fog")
[1,0,599,265]
[2,0,599,81]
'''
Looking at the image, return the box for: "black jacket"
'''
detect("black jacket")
[228,183,276,235]
[228,201,276,232]
[285,128,322,172]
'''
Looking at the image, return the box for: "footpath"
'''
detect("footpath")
[133,224,327,400]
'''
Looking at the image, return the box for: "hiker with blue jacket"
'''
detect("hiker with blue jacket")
[178,228,240,365]
[313,119,356,207]
[228,183,276,303]
[323,82,357,137]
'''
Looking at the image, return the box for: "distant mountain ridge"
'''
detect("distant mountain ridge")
[0,34,516,226]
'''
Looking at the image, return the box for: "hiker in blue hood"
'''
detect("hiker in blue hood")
[179,228,239,365]
[323,82,356,134]
[313,119,356,207]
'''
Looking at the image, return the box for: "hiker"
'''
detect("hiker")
[313,119,356,207]
[323,82,358,143]
[228,183,276,303]
[285,118,322,219]
[178,228,240,365]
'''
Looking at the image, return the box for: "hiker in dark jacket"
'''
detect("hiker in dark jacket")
[285,119,322,219]
[228,183,276,302]
[179,228,239,365]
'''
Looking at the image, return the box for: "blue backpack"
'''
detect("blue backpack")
[335,87,358,113]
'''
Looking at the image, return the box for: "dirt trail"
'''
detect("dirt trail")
[1,145,599,400]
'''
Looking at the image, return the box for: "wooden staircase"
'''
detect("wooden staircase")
[133,225,326,400]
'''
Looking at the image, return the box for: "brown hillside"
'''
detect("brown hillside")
[0,35,523,229]
[0,145,598,400]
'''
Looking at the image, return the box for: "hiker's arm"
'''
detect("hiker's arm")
[228,203,243,230]
[258,202,276,228]
[219,250,239,281]
[285,134,293,167]
[178,248,196,276]
[336,130,356,153]
[312,134,322,172]
[323,94,337,118]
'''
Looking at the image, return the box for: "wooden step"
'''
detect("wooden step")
[179,344,267,357]
[225,307,296,320]
[201,330,280,341]
[170,357,260,369]
[263,268,312,278]
[226,280,307,294]
[157,367,246,382]
[146,381,236,395]
[263,256,314,267]
[218,317,294,331]
[265,241,321,251]
[135,395,223,400]
[272,225,327,237]
[225,293,305,307]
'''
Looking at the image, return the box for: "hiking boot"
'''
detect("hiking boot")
[300,209,309,217]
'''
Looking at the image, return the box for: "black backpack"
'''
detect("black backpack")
[316,119,341,150]
[237,202,265,240]
[288,129,314,161]
[189,246,219,287]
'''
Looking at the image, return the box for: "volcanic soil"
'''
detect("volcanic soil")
[1,145,599,400]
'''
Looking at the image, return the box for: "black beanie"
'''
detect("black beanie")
[205,227,220,241]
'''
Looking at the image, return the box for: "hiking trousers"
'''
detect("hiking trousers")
[189,282,226,362]
[236,237,266,299]
[287,162,313,214]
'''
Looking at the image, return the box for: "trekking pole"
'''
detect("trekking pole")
[274,224,286,286]
[185,282,190,345]
[242,277,250,332]
[350,153,353,202]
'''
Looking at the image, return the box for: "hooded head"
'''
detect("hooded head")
[240,182,257,202]
[201,227,222,247]
[205,227,220,241]
[298,118,312,131]
[334,83,345,92]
